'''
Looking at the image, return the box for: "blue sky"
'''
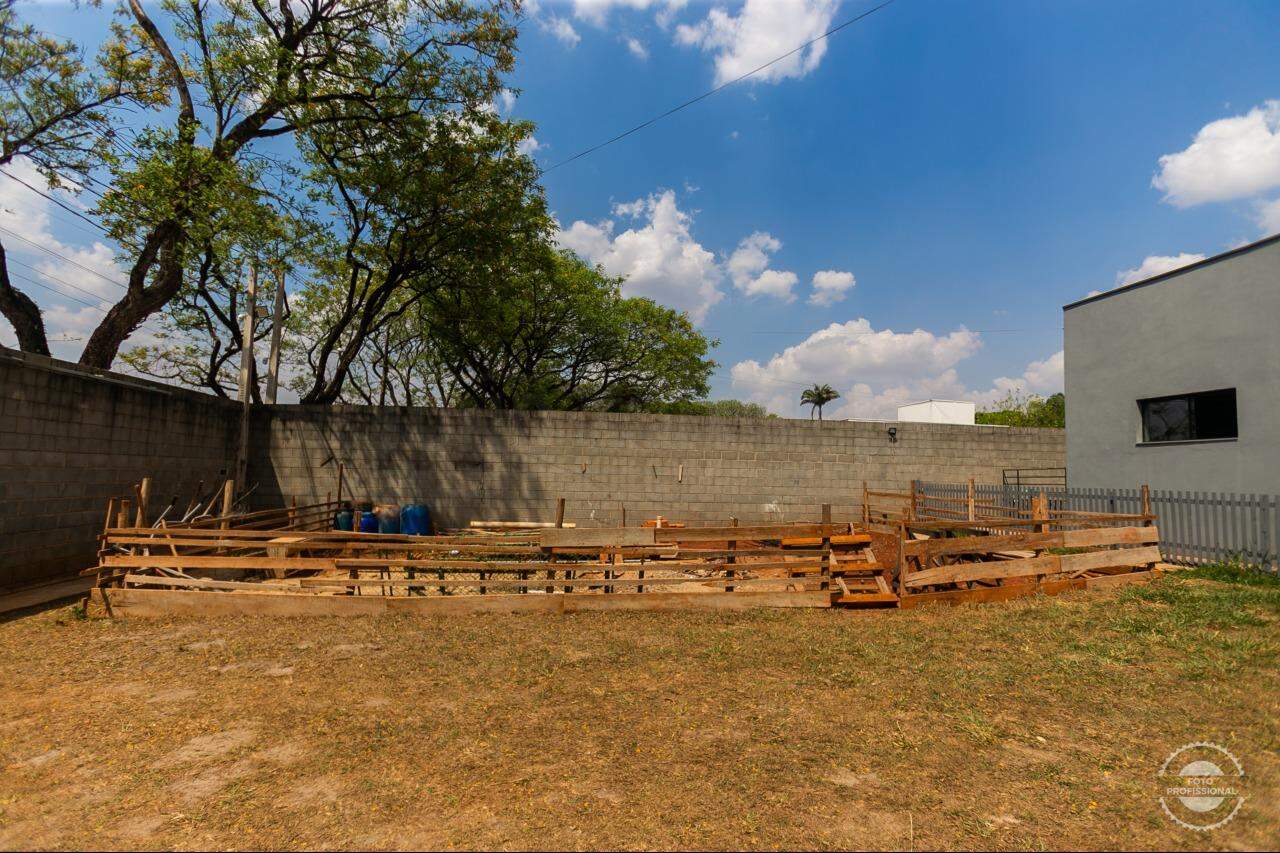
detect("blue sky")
[5,0,1280,416]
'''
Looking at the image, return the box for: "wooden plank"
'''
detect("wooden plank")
[298,575,821,590]
[780,533,871,547]
[539,527,656,548]
[0,577,94,614]
[899,577,1084,608]
[906,555,1061,588]
[1060,526,1159,547]
[103,555,338,571]
[122,574,327,594]
[1062,546,1161,575]
[902,531,1065,559]
[92,586,829,619]
[654,523,850,543]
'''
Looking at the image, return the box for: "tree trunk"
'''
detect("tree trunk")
[77,231,182,369]
[0,244,50,355]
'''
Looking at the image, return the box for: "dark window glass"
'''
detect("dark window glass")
[1139,388,1237,442]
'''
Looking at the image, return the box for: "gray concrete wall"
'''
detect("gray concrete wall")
[0,347,237,590]
[249,406,1065,528]
[1064,235,1280,492]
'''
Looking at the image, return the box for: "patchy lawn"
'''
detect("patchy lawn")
[1,569,1277,851]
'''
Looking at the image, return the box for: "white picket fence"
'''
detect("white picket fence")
[916,482,1279,573]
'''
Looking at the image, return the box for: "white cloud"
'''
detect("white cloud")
[1256,197,1280,235]
[542,16,581,47]
[730,319,982,417]
[971,350,1064,409]
[727,231,797,301]
[516,135,545,157]
[624,36,649,60]
[729,317,1065,420]
[0,158,167,363]
[557,189,724,322]
[571,0,687,27]
[495,89,516,115]
[1153,100,1280,207]
[1114,252,1207,288]
[808,269,855,306]
[675,0,840,86]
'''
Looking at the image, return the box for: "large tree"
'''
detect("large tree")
[79,0,519,369]
[417,248,715,411]
[0,0,146,354]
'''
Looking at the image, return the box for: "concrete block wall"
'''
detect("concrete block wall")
[250,407,1066,528]
[0,347,238,590]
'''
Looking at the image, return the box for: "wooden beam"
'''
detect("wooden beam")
[92,586,830,618]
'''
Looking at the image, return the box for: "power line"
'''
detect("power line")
[543,0,898,172]
[5,255,115,304]
[0,167,111,236]
[6,269,103,310]
[0,224,129,290]
[6,269,171,338]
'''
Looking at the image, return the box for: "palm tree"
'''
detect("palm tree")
[800,384,840,420]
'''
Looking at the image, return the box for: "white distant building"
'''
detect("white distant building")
[896,399,976,425]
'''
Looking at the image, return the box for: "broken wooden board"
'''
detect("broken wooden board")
[904,545,1161,588]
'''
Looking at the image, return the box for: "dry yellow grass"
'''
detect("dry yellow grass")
[1,570,1277,850]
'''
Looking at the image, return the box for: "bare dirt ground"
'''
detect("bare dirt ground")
[1,569,1277,851]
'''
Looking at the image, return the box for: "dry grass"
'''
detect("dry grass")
[1,570,1277,850]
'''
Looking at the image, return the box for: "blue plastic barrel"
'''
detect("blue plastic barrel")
[358,511,378,533]
[376,504,401,535]
[400,503,431,536]
[334,507,354,531]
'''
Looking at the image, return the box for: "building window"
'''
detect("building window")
[1139,388,1237,443]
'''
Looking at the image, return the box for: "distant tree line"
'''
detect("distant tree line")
[975,392,1065,428]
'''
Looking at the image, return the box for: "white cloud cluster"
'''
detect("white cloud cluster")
[727,231,797,301]
[808,269,855,306]
[675,0,840,86]
[558,189,862,320]
[1114,252,1207,288]
[728,317,1064,420]
[729,319,983,417]
[1154,98,1280,235]
[541,16,581,47]
[1153,100,1280,208]
[0,159,142,360]
[557,189,725,322]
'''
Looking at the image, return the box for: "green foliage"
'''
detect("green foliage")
[800,383,840,420]
[975,391,1065,428]
[402,248,716,411]
[646,399,776,418]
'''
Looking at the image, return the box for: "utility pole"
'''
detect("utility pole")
[265,261,286,405]
[235,260,258,490]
